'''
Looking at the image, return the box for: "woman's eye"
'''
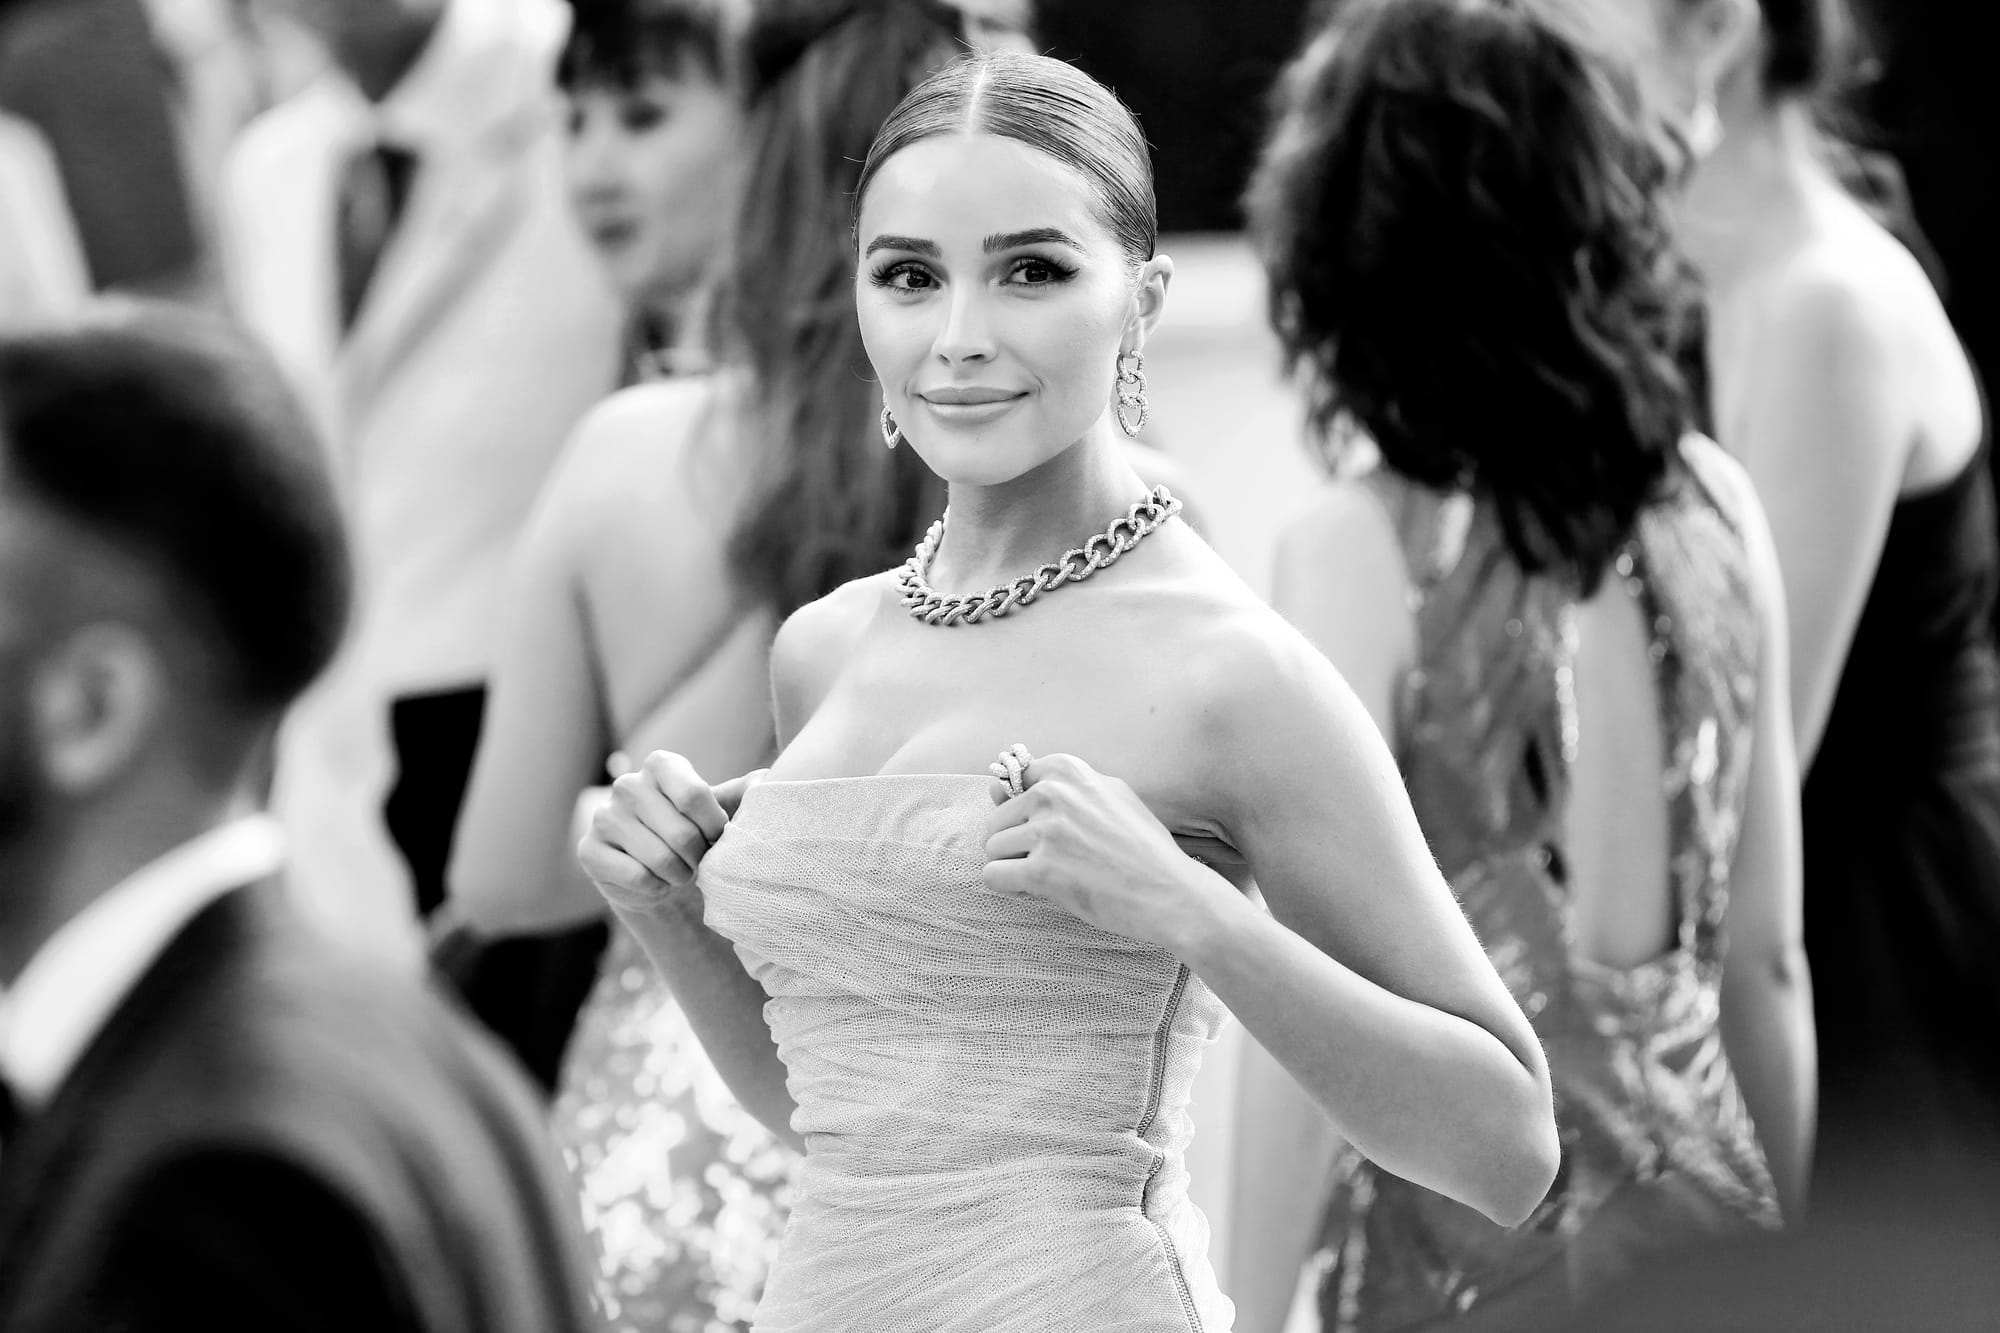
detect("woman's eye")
[878,263,937,292]
[1008,257,1072,286]
[619,100,669,132]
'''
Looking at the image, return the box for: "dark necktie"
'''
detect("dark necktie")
[0,1077,19,1156]
[335,140,420,333]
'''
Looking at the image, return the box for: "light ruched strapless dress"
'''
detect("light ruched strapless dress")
[698,773,1235,1332]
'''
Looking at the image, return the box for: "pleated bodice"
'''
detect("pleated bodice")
[699,774,1233,1333]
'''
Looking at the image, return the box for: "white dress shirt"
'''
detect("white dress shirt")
[218,0,621,958]
[0,815,287,1111]
[0,110,89,328]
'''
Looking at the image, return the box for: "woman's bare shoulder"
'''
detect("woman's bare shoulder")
[551,376,723,494]
[1752,198,1942,351]
[771,573,899,735]
[531,373,755,557]
[1274,469,1409,585]
[777,574,894,657]
[1149,548,1354,729]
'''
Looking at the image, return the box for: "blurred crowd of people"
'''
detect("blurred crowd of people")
[0,0,1995,1331]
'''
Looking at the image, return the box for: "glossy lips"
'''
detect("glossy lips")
[917,384,1027,426]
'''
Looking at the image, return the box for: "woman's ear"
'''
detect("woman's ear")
[1127,253,1175,350]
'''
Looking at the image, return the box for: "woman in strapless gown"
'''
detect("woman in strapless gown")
[1614,0,2000,1206]
[701,774,1231,1328]
[581,50,1563,1332]
[1801,421,2000,1187]
[447,5,1034,1326]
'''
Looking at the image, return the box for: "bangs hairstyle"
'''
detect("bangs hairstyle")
[853,50,1159,271]
[1249,0,1702,593]
[559,0,741,90]
[716,0,967,617]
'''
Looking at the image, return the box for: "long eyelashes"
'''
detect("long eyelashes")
[866,255,1080,293]
[869,260,937,292]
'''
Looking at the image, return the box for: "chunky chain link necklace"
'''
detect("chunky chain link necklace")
[898,486,1182,626]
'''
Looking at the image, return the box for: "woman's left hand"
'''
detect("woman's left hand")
[983,752,1222,952]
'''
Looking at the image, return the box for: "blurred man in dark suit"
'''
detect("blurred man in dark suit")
[0,304,595,1333]
[0,0,203,298]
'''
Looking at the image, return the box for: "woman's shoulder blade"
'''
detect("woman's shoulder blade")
[1274,472,1410,583]
[564,376,723,473]
[1753,201,1938,351]
[539,374,748,534]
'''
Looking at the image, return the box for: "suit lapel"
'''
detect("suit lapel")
[0,884,274,1293]
[335,116,539,431]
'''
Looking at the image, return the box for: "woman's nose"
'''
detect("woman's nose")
[566,114,624,197]
[932,287,997,364]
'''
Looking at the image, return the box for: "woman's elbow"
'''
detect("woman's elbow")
[1724,937,1812,1001]
[1459,1047,1559,1227]
[1473,1108,1561,1228]
[447,854,575,937]
[1401,1057,1558,1228]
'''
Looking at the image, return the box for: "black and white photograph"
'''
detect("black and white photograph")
[0,1,1996,1330]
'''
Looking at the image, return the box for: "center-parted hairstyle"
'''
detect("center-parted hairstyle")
[1249,0,1703,593]
[853,50,1158,271]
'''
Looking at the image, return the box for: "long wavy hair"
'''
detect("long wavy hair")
[718,0,967,616]
[1249,0,1704,594]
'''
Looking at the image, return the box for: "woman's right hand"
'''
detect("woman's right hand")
[577,751,764,915]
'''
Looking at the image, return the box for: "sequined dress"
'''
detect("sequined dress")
[1316,444,1780,1331]
[551,922,796,1332]
[697,773,1235,1332]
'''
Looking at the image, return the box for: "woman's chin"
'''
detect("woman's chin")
[901,423,1085,491]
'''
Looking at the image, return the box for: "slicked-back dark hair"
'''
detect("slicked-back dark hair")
[1250,0,1702,593]
[0,304,350,714]
[854,49,1158,270]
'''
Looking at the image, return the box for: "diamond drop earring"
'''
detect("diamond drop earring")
[1114,350,1148,437]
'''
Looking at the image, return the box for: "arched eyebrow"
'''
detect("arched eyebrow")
[863,235,940,258]
[861,228,1087,259]
[983,228,1083,253]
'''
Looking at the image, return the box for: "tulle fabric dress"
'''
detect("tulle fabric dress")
[697,772,1235,1332]
[551,922,797,1332]
[1315,442,1780,1331]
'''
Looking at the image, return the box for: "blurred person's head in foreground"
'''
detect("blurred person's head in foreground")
[0,303,348,975]
[1250,0,1702,595]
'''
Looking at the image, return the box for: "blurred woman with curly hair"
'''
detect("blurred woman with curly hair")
[1231,0,1814,1327]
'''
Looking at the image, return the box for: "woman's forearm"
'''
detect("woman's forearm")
[1176,887,1557,1228]
[611,894,802,1151]
[1721,942,1817,1222]
[454,789,613,935]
